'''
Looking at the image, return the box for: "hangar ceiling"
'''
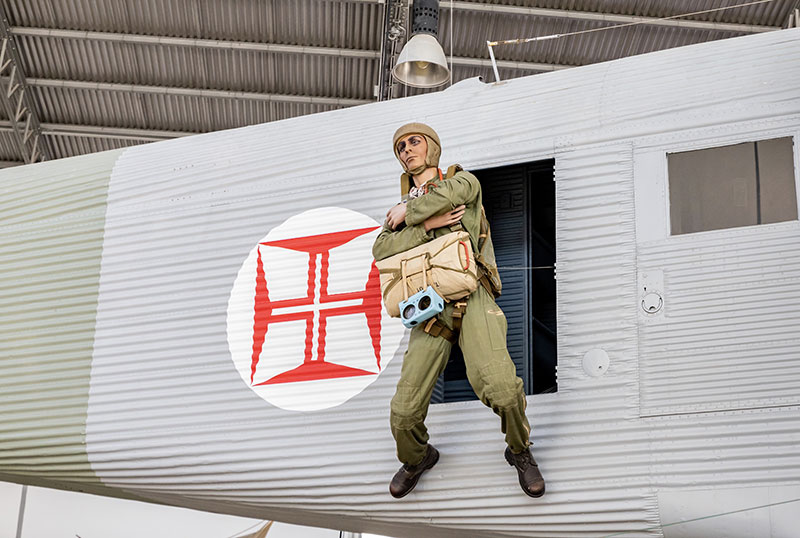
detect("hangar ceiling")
[0,0,798,167]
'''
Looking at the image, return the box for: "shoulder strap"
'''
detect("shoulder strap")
[478,205,489,251]
[445,164,463,179]
[400,172,412,196]
[444,164,465,233]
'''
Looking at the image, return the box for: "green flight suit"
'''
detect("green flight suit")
[373,170,532,466]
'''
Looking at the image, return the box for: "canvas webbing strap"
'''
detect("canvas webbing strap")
[451,301,467,332]
[422,301,467,343]
[478,272,493,296]
[445,164,462,179]
[445,165,465,234]
[423,317,457,343]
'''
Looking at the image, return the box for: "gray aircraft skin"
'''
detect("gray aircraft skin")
[1,27,800,538]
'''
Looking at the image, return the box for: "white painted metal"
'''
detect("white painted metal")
[1,27,800,538]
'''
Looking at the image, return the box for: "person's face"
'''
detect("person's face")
[396,134,427,170]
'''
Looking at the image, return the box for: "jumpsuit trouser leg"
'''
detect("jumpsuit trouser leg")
[390,321,453,466]
[390,285,531,466]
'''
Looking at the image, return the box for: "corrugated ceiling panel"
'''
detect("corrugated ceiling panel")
[0,132,23,161]
[16,36,378,101]
[33,86,341,134]
[45,136,142,160]
[5,0,383,51]
[34,87,150,130]
[444,11,747,65]
[453,0,792,26]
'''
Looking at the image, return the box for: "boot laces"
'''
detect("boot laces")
[516,449,534,468]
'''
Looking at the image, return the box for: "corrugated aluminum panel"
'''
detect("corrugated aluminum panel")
[82,29,800,537]
[1,28,800,538]
[638,223,800,416]
[0,149,121,485]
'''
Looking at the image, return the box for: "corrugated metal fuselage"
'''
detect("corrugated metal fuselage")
[1,28,800,538]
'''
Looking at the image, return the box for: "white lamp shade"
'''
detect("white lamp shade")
[392,33,450,88]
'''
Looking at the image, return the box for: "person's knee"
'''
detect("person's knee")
[487,384,523,409]
[390,382,426,430]
[476,359,524,410]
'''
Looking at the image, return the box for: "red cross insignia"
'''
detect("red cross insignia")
[227,207,405,411]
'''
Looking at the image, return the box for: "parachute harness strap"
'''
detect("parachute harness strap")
[422,300,467,343]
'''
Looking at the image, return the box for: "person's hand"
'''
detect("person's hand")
[424,205,466,232]
[386,203,407,230]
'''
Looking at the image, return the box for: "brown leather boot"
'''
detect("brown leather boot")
[505,446,545,498]
[389,444,439,498]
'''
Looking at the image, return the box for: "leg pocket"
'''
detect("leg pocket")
[484,303,509,352]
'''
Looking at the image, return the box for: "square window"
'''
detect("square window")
[668,137,797,235]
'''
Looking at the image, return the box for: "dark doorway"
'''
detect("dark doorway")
[432,159,557,404]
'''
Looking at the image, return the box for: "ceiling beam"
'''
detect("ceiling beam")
[10,27,381,59]
[11,26,570,73]
[451,56,570,72]
[23,78,372,107]
[328,0,778,32]
[442,1,777,33]
[41,123,192,141]
[0,120,191,141]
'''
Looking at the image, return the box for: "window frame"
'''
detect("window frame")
[665,136,800,237]
[430,158,558,404]
[634,129,800,245]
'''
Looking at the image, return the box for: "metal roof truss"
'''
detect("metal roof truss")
[0,6,48,163]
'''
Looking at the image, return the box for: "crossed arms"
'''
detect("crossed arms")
[372,171,480,261]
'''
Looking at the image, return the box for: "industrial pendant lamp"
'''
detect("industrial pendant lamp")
[392,0,450,88]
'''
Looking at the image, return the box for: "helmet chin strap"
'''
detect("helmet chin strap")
[406,161,428,176]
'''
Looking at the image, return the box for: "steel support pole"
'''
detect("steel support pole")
[15,485,27,538]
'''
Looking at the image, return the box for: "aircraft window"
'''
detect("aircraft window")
[431,159,557,404]
[668,137,797,235]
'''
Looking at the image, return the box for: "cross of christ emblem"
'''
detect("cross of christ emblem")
[250,226,383,385]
